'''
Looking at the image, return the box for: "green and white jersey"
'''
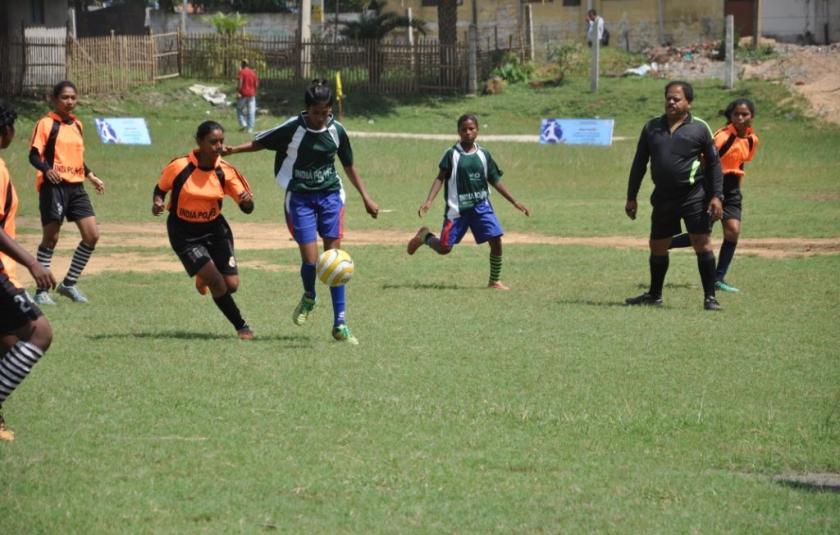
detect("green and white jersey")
[255,112,353,193]
[439,143,503,218]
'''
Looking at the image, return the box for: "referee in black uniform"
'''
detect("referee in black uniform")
[624,81,724,310]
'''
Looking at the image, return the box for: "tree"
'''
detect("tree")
[436,0,458,86]
[338,0,426,84]
[338,0,426,41]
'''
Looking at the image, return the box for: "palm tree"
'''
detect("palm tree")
[339,0,426,84]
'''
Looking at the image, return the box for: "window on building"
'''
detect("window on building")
[563,0,581,6]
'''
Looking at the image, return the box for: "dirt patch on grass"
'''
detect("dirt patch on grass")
[10,219,839,285]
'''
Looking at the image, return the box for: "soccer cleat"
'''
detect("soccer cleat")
[704,296,722,311]
[715,280,740,293]
[0,407,14,442]
[237,325,254,340]
[487,281,510,290]
[57,282,88,303]
[625,292,664,306]
[195,275,209,295]
[33,290,56,306]
[332,323,359,345]
[407,226,430,255]
[292,294,317,326]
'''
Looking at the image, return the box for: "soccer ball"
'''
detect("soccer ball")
[316,248,354,287]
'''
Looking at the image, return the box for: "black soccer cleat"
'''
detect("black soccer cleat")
[625,292,663,306]
[704,296,722,311]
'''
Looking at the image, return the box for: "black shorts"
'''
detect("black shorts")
[0,271,43,333]
[167,214,238,277]
[39,181,95,225]
[722,174,742,221]
[650,182,712,240]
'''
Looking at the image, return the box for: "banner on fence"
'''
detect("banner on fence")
[539,118,614,146]
[95,118,152,145]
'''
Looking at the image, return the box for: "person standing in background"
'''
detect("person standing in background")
[237,60,259,134]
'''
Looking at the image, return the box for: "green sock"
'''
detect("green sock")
[489,254,502,283]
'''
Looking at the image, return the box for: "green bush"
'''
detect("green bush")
[490,52,534,84]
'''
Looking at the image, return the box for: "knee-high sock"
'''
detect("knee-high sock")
[36,246,54,292]
[716,240,738,281]
[0,341,45,404]
[301,263,317,298]
[649,254,669,298]
[213,292,247,331]
[669,233,691,248]
[489,254,502,284]
[64,241,95,286]
[697,250,717,297]
[330,285,346,327]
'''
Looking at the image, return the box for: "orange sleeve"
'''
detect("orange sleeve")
[157,158,187,192]
[30,117,51,155]
[0,165,9,221]
[713,129,730,150]
[221,161,251,202]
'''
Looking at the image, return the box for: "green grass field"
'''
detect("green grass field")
[1,76,839,533]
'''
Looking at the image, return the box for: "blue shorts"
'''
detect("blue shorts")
[284,189,345,244]
[440,200,504,248]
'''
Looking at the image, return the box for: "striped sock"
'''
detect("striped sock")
[36,246,54,292]
[63,241,95,286]
[0,341,45,404]
[489,254,502,284]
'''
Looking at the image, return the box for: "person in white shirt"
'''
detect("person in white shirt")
[587,9,605,47]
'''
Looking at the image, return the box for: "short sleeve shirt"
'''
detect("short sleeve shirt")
[0,158,20,286]
[255,112,352,193]
[439,143,502,217]
[30,111,86,191]
[714,124,759,178]
[157,151,251,223]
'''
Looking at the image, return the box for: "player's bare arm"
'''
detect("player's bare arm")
[419,172,446,217]
[343,164,379,218]
[0,228,56,290]
[87,171,105,194]
[492,181,530,216]
[221,140,265,156]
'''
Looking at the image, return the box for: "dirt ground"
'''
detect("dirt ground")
[742,42,840,125]
[10,219,840,286]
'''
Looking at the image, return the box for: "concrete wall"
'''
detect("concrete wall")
[762,0,839,44]
[393,0,725,51]
[2,0,68,37]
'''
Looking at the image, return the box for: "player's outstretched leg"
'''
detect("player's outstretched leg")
[407,226,431,255]
[0,314,53,442]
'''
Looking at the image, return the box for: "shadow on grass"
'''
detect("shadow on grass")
[556,298,631,308]
[634,282,693,290]
[87,330,310,344]
[381,282,467,290]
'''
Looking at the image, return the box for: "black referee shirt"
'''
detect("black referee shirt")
[627,113,723,201]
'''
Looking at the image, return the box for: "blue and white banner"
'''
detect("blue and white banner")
[540,118,614,146]
[94,118,152,145]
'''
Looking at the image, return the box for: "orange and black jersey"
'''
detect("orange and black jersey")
[157,151,252,223]
[0,157,21,286]
[30,111,88,192]
[714,124,759,178]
